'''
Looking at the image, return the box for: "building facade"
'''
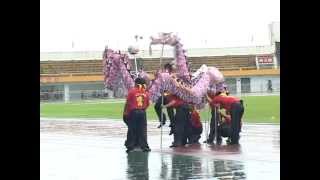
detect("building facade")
[40,44,280,102]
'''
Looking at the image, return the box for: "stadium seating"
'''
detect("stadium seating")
[40,55,260,75]
[41,60,102,74]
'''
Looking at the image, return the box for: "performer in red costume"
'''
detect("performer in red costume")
[124,78,151,153]
[163,93,190,147]
[207,91,244,145]
[187,106,203,144]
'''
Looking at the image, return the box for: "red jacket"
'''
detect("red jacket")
[210,94,240,111]
[124,86,149,116]
[223,114,232,125]
[167,94,185,108]
[221,110,243,126]
[190,110,202,128]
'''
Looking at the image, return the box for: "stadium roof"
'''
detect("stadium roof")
[40,45,275,61]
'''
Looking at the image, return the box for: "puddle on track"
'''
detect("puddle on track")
[40,119,279,180]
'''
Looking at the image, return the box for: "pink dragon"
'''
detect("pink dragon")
[103,33,225,109]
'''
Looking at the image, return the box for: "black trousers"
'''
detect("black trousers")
[219,122,232,138]
[172,104,191,146]
[154,96,175,126]
[230,102,244,143]
[188,125,203,144]
[125,110,149,150]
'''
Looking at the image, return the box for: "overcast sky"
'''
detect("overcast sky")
[40,0,280,52]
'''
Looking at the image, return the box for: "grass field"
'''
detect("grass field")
[40,95,280,123]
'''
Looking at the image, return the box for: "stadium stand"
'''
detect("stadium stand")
[40,55,260,75]
[40,45,280,101]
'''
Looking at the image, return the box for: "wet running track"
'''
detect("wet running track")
[40,118,279,180]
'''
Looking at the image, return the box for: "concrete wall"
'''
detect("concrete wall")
[40,82,106,101]
[250,76,280,93]
[68,83,105,100]
[224,75,279,95]
[40,84,65,101]
[40,75,280,102]
[40,84,64,91]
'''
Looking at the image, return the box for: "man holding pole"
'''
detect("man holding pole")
[204,91,219,144]
[162,93,190,147]
[207,91,244,145]
[154,62,176,131]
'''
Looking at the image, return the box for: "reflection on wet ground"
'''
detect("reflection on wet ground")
[126,152,247,180]
[40,118,279,180]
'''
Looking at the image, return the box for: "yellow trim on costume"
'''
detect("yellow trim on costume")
[136,95,144,107]
[220,92,227,96]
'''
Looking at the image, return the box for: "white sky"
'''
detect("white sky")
[40,0,280,52]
